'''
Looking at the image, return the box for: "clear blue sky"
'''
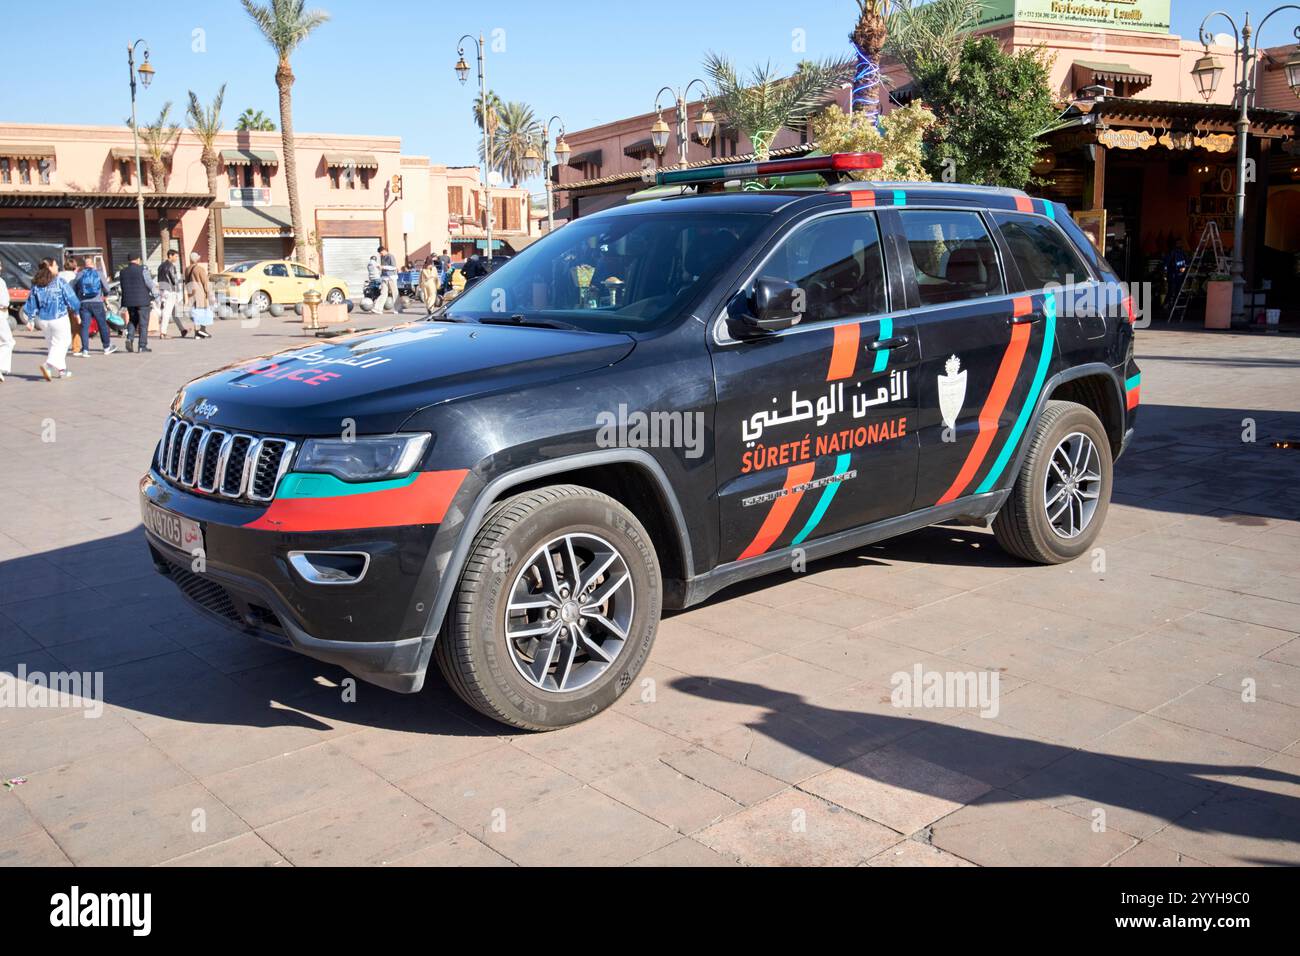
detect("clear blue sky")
[8,0,1282,191]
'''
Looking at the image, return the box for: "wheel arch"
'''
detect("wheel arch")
[422,449,695,645]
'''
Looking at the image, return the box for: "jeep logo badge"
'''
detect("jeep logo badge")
[192,400,219,419]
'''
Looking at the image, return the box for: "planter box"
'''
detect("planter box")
[1204,281,1232,329]
[309,302,349,326]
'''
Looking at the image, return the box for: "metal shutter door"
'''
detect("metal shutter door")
[223,237,288,267]
[109,232,165,275]
[322,236,380,296]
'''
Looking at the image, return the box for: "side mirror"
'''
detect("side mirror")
[728,276,802,337]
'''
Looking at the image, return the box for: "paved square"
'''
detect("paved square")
[1,313,1298,866]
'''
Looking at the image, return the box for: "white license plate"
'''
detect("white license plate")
[143,501,204,553]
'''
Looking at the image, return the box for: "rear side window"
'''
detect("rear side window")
[760,211,887,324]
[992,213,1091,290]
[898,210,1004,307]
[264,263,289,278]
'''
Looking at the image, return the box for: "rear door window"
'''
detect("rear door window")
[992,212,1091,291]
[898,210,1004,307]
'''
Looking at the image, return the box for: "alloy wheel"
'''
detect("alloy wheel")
[1043,431,1102,539]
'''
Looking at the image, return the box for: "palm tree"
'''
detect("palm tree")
[128,103,181,191]
[472,90,503,140]
[240,0,330,263]
[884,0,982,86]
[850,1,890,122]
[235,108,276,131]
[187,84,227,266]
[487,101,542,187]
[702,54,854,160]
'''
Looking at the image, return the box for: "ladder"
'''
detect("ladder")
[1167,221,1228,323]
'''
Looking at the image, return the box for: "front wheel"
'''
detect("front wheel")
[324,287,345,305]
[992,400,1113,564]
[434,485,661,731]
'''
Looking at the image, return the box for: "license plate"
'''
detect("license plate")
[143,501,204,553]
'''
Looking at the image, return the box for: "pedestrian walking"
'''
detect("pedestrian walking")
[377,245,399,313]
[72,256,116,356]
[438,248,451,275]
[185,252,213,339]
[22,258,79,381]
[0,275,12,383]
[117,253,156,353]
[419,256,440,311]
[157,249,193,338]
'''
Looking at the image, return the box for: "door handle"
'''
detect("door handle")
[869,335,909,351]
[1011,312,1044,325]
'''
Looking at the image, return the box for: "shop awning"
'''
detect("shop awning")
[568,149,603,167]
[323,152,379,169]
[222,204,293,236]
[220,148,279,166]
[1,144,55,159]
[0,191,211,209]
[109,146,174,162]
[1071,60,1152,94]
[623,139,655,158]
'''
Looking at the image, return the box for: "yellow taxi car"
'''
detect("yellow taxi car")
[213,259,350,313]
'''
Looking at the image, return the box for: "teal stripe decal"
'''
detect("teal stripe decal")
[276,471,418,500]
[1042,201,1056,220]
[791,454,852,546]
[871,316,893,373]
[975,294,1058,494]
[1126,373,1141,390]
[893,190,907,207]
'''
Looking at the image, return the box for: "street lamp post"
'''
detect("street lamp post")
[525,116,569,232]
[127,39,155,266]
[1192,7,1300,327]
[651,80,716,168]
[456,34,495,262]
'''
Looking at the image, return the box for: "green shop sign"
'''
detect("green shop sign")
[979,0,1171,35]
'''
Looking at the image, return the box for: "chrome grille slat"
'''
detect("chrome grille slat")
[156,418,294,502]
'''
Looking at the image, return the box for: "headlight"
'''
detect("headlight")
[295,433,431,482]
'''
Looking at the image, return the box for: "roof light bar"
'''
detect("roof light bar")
[654,152,884,187]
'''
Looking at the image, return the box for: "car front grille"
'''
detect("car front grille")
[157,416,295,502]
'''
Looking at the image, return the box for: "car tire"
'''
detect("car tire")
[325,287,345,305]
[250,291,272,314]
[434,485,661,731]
[992,399,1112,564]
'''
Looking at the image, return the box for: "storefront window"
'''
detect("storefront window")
[38,158,52,184]
[0,159,9,184]
[18,159,31,185]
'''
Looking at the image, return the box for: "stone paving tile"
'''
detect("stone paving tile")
[650,619,772,677]
[799,747,991,835]
[512,711,683,783]
[48,781,248,866]
[593,758,743,834]
[160,832,289,867]
[1145,793,1300,866]
[1108,842,1209,867]
[628,837,740,866]
[657,745,787,807]
[1007,750,1217,840]
[387,831,514,867]
[1149,612,1296,658]
[696,789,900,866]
[615,665,773,745]
[989,683,1141,749]
[398,745,583,834]
[202,742,389,830]
[929,791,1138,866]
[1151,685,1300,753]
[867,840,976,867]
[257,780,458,866]
[2,710,146,778]
[480,785,676,866]
[0,829,73,866]
[1096,715,1274,786]
[886,712,1066,790]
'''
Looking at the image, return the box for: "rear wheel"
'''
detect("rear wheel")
[325,287,345,305]
[434,485,661,731]
[992,400,1112,564]
[249,290,272,314]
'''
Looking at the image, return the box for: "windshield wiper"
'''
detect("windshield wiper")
[477,313,584,332]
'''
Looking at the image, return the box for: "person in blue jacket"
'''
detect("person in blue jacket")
[22,257,80,381]
[73,256,116,356]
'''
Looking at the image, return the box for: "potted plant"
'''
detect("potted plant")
[1204,272,1232,329]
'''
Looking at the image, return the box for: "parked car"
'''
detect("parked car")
[212,259,349,313]
[141,152,1139,731]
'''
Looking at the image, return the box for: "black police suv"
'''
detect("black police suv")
[141,153,1140,731]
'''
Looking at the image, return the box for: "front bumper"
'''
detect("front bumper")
[140,469,440,693]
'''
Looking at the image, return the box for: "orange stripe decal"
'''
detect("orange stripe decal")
[827,323,860,380]
[936,322,1032,505]
[850,191,876,208]
[738,462,816,560]
[1014,196,1034,213]
[1127,386,1140,410]
[245,469,468,532]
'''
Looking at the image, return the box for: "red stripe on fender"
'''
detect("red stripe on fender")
[1127,386,1140,410]
[245,469,469,532]
[850,191,876,208]
[935,319,1033,505]
[738,462,816,560]
[1014,196,1034,213]
[827,323,860,380]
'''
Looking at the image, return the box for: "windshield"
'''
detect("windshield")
[226,262,257,273]
[445,210,766,332]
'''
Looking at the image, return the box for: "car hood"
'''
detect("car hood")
[172,321,636,435]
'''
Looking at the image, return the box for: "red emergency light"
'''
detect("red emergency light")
[654,152,884,187]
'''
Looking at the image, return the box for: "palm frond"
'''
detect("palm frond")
[186,84,226,145]
[240,0,330,56]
